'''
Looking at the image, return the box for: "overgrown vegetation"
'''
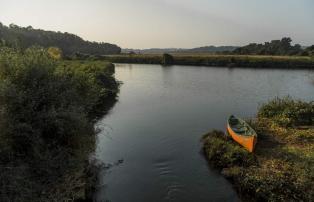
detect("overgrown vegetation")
[202,97,314,201]
[258,97,314,127]
[202,131,256,168]
[0,46,119,201]
[0,22,121,56]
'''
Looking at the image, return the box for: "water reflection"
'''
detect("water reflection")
[95,64,314,202]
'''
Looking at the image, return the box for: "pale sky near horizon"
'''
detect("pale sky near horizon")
[1,0,314,49]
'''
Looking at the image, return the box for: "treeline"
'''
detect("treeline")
[233,37,314,56]
[0,46,119,201]
[122,38,313,56]
[0,22,121,56]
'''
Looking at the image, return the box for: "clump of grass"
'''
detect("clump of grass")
[236,159,313,201]
[202,130,256,168]
[258,96,314,127]
[202,98,314,201]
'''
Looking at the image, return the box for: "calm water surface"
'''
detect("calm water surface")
[95,64,314,202]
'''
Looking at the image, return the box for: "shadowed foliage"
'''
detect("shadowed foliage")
[162,53,174,65]
[0,46,119,201]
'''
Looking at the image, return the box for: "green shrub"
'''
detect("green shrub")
[162,53,174,65]
[56,60,119,118]
[0,46,119,201]
[0,46,119,157]
[258,97,314,127]
[202,130,256,168]
[0,47,93,156]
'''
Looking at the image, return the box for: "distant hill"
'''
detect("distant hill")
[0,22,121,55]
[122,46,238,54]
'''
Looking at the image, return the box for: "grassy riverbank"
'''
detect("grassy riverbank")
[202,97,314,201]
[0,47,119,201]
[100,54,314,69]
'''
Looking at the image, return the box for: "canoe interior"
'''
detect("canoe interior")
[228,115,256,137]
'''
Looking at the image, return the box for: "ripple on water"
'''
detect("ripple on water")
[96,64,314,201]
[153,157,184,201]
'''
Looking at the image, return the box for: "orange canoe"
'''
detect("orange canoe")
[227,115,257,152]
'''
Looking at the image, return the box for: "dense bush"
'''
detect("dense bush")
[162,53,174,65]
[202,130,256,168]
[1,47,88,156]
[0,46,119,201]
[56,60,118,118]
[258,97,314,127]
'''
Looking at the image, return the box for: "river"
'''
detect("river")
[94,64,314,202]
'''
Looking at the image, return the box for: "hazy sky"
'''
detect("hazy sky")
[1,0,314,48]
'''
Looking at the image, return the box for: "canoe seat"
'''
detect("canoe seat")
[229,115,250,134]
[232,126,247,133]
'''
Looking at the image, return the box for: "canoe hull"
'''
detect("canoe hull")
[227,124,257,152]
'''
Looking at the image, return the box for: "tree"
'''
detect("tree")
[162,53,174,65]
[233,37,302,55]
[305,45,314,56]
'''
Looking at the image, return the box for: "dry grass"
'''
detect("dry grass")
[100,54,314,69]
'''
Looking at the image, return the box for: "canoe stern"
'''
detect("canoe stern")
[227,124,257,152]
